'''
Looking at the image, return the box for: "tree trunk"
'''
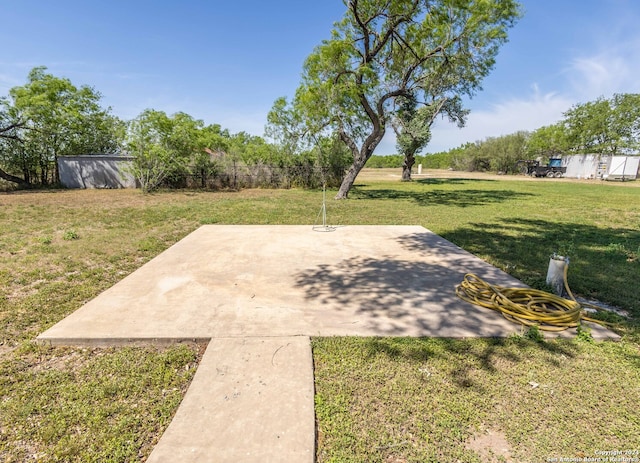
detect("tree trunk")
[401,152,416,181]
[53,155,60,184]
[334,85,391,199]
[335,157,367,199]
[0,166,30,188]
[335,137,384,199]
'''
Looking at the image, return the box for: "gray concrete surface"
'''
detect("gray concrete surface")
[41,225,615,342]
[36,225,619,461]
[147,336,315,463]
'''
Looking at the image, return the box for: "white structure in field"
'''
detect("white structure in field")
[58,155,137,189]
[562,155,639,180]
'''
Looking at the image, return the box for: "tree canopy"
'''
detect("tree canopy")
[288,0,521,198]
[0,67,124,186]
[563,93,640,155]
[392,94,466,180]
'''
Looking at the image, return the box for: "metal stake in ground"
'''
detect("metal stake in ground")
[313,183,336,232]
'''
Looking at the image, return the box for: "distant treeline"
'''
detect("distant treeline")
[368,133,531,174]
[370,93,640,173]
[0,67,351,192]
[367,152,453,170]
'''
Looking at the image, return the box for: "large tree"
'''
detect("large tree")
[392,94,467,181]
[563,93,640,155]
[126,110,203,192]
[292,0,520,198]
[0,67,123,186]
[126,110,236,191]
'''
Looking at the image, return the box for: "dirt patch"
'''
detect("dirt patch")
[0,342,16,357]
[384,457,408,463]
[466,428,513,463]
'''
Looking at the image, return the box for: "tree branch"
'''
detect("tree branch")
[0,165,30,187]
[339,127,359,157]
[0,120,26,143]
[401,45,445,89]
[367,0,420,61]
[377,88,409,116]
[349,0,371,58]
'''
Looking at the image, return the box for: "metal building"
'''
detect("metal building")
[57,155,137,189]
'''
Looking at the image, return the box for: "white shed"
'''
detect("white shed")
[562,154,608,179]
[58,155,137,189]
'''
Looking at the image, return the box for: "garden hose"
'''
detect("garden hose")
[456,265,612,332]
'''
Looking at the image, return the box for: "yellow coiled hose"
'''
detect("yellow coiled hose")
[456,267,611,332]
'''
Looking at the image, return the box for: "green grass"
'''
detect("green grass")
[1,171,639,461]
[313,337,640,463]
[0,343,200,462]
[347,178,640,318]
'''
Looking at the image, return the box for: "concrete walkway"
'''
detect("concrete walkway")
[146,336,315,463]
[37,225,618,461]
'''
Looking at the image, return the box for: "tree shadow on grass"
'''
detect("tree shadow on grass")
[353,177,496,188]
[360,336,580,391]
[415,178,498,185]
[442,217,640,318]
[351,187,535,207]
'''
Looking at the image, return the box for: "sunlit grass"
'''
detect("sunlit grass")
[1,171,639,461]
[313,336,640,463]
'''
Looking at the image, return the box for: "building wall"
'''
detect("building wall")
[562,155,639,180]
[562,154,609,179]
[58,155,137,189]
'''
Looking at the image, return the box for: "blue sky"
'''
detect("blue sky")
[2,0,640,154]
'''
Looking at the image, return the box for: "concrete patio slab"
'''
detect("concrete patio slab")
[38,225,615,343]
[36,225,618,462]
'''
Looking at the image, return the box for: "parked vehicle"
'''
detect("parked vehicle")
[515,158,566,178]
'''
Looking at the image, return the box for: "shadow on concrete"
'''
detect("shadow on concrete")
[394,231,479,258]
[293,232,526,338]
[296,257,500,336]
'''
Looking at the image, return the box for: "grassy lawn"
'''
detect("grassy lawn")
[313,337,640,463]
[1,170,639,461]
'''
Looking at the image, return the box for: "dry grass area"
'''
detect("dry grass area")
[1,177,639,461]
[0,189,213,461]
[1,342,203,462]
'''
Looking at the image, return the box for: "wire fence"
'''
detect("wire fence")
[163,163,346,190]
